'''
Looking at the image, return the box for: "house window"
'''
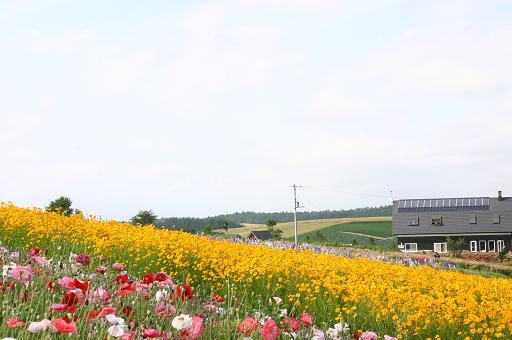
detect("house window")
[434,242,447,253]
[407,219,419,226]
[470,241,477,252]
[404,243,417,252]
[469,216,477,224]
[488,240,496,252]
[431,218,442,226]
[478,240,487,252]
[497,240,505,252]
[493,216,501,224]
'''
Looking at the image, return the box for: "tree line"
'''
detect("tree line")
[44,196,391,233]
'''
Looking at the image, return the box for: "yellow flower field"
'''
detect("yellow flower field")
[1,202,511,339]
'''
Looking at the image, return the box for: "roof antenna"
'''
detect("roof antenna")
[390,190,394,203]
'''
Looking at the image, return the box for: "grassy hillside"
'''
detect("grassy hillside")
[216,216,391,238]
[295,220,394,247]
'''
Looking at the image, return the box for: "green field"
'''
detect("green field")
[215,216,391,238]
[294,220,394,246]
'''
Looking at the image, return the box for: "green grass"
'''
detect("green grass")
[299,220,392,240]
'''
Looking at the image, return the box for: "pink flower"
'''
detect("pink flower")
[50,303,71,312]
[179,316,204,340]
[12,265,35,284]
[76,254,91,266]
[143,328,162,338]
[87,287,112,305]
[7,318,25,328]
[312,327,325,340]
[237,316,259,336]
[32,255,50,266]
[300,312,313,327]
[261,319,280,340]
[384,336,398,340]
[361,331,378,340]
[121,333,135,340]
[58,277,75,290]
[202,304,216,312]
[155,303,176,317]
[96,266,107,274]
[112,262,124,271]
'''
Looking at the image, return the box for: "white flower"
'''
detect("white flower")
[272,296,283,305]
[2,263,16,279]
[68,253,77,262]
[311,328,325,340]
[28,319,51,333]
[155,289,169,303]
[334,323,350,333]
[254,311,263,320]
[325,328,339,339]
[171,314,193,331]
[279,308,288,318]
[216,307,225,315]
[105,314,127,338]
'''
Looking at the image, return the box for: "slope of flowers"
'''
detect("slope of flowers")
[1,203,512,339]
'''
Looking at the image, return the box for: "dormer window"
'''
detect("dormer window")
[431,218,443,226]
[493,216,501,224]
[407,218,419,226]
[469,216,477,224]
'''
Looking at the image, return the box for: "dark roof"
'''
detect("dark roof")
[218,234,242,239]
[248,230,273,240]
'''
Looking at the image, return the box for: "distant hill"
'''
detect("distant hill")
[156,205,392,232]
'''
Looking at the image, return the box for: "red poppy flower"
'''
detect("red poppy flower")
[62,292,79,306]
[63,314,79,323]
[283,318,300,332]
[99,306,117,317]
[75,254,91,266]
[116,283,136,296]
[115,273,130,284]
[176,284,193,301]
[142,273,154,284]
[29,247,42,257]
[73,279,89,293]
[122,305,135,319]
[52,318,77,334]
[96,266,107,274]
[212,293,224,303]
[237,316,259,336]
[47,281,55,289]
[0,280,15,292]
[7,318,25,328]
[154,272,167,282]
[88,309,100,321]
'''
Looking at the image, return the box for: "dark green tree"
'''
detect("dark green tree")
[46,196,74,216]
[131,210,158,226]
[222,220,229,233]
[266,219,277,228]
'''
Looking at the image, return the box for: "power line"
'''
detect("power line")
[302,185,390,198]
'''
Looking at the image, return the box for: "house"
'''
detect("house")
[247,230,274,241]
[392,190,511,253]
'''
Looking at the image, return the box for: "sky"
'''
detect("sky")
[1,0,511,220]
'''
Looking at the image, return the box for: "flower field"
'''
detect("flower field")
[0,203,511,339]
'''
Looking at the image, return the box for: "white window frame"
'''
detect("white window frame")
[433,242,447,253]
[478,240,487,252]
[404,243,418,252]
[488,240,496,252]
[470,241,477,252]
[497,240,505,252]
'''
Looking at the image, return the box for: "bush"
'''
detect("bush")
[498,247,508,262]
[446,237,465,258]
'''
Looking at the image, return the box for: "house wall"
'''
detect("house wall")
[392,197,512,236]
[397,234,512,252]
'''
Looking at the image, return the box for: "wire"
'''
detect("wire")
[302,185,390,198]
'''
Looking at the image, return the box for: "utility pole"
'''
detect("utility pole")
[293,184,302,244]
